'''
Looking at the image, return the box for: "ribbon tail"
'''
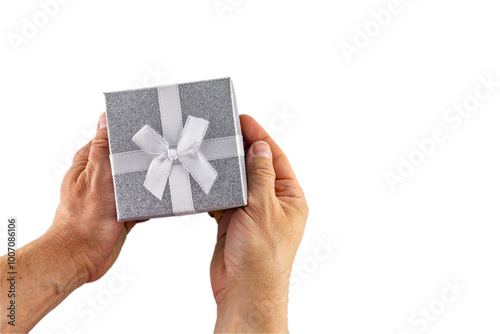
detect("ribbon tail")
[144,156,173,200]
[169,165,196,215]
[179,152,217,194]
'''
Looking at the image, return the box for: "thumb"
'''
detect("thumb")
[88,113,110,170]
[246,141,276,202]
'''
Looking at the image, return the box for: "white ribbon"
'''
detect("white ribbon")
[132,116,217,201]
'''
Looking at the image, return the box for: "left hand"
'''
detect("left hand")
[47,112,146,283]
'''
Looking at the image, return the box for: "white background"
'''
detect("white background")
[1,0,500,333]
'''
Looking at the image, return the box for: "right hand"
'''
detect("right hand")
[210,115,309,333]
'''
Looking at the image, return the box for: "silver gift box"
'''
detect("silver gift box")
[104,78,247,221]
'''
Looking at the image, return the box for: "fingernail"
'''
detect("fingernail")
[252,141,272,159]
[98,113,107,129]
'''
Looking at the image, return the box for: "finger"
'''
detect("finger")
[240,114,296,181]
[240,114,305,201]
[64,140,92,183]
[246,141,277,204]
[216,209,235,241]
[124,221,136,234]
[210,234,226,301]
[88,113,110,174]
[124,219,148,234]
[73,140,92,165]
[208,210,225,223]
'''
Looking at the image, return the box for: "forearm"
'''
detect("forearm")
[0,230,88,333]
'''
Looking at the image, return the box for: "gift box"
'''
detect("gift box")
[104,78,247,221]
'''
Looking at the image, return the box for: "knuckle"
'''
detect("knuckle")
[75,175,93,197]
[251,163,275,179]
[91,137,109,149]
[247,193,268,208]
[72,151,82,163]
[246,195,280,222]
[73,145,89,163]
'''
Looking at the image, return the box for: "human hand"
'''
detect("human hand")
[210,115,308,333]
[47,113,145,283]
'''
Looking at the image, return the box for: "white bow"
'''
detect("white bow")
[132,116,217,200]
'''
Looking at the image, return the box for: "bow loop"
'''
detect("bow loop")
[132,125,170,155]
[132,116,217,200]
[177,116,209,155]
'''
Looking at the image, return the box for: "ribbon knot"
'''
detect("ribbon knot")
[132,115,218,201]
[167,148,178,161]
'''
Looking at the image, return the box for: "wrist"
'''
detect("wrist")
[215,284,289,333]
[43,225,92,287]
